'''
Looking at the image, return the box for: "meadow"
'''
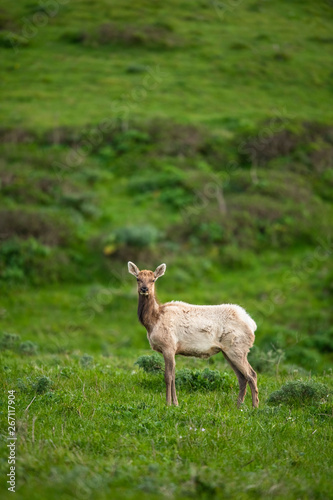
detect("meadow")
[0,0,333,499]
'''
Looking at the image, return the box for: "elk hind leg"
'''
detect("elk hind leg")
[222,352,247,407]
[225,350,259,408]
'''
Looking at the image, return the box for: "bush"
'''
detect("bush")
[0,237,50,284]
[0,210,71,246]
[19,341,38,356]
[0,333,39,355]
[34,376,52,394]
[60,192,99,218]
[175,368,234,392]
[17,376,53,394]
[64,23,181,49]
[135,353,164,373]
[0,31,30,49]
[267,380,330,407]
[0,333,21,350]
[249,346,285,373]
[112,225,161,248]
[80,354,94,368]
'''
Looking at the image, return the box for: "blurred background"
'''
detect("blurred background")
[0,0,332,371]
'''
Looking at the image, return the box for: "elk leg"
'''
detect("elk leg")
[171,367,178,406]
[163,351,176,406]
[224,351,259,408]
[222,352,247,407]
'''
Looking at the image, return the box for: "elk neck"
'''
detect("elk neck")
[137,291,161,332]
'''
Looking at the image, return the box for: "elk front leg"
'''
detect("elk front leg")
[163,351,178,406]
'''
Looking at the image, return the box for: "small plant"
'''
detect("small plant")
[34,376,53,394]
[267,380,330,407]
[80,354,94,368]
[134,353,164,373]
[17,376,53,394]
[112,225,161,248]
[19,341,38,356]
[0,332,21,350]
[249,345,285,373]
[175,368,234,392]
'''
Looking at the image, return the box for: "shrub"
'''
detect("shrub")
[19,341,38,356]
[0,237,50,283]
[112,225,161,248]
[34,376,52,394]
[80,354,94,368]
[135,353,164,373]
[175,368,234,392]
[0,210,70,246]
[267,380,330,407]
[0,333,21,350]
[60,192,99,218]
[0,31,30,49]
[0,333,39,355]
[17,376,53,394]
[249,346,285,373]
[62,23,181,49]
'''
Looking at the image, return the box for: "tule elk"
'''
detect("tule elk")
[128,261,259,407]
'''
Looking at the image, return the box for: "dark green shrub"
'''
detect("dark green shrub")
[0,210,70,246]
[34,376,52,394]
[17,376,53,394]
[135,353,164,373]
[0,237,50,284]
[0,333,21,350]
[0,333,39,356]
[112,225,161,248]
[267,380,330,407]
[126,64,147,74]
[127,169,186,194]
[249,346,285,373]
[60,192,99,218]
[19,341,38,356]
[0,31,30,49]
[175,368,234,392]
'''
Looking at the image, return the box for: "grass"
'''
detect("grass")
[1,351,332,500]
[0,1,333,130]
[1,0,333,498]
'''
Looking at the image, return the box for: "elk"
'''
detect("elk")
[128,261,259,408]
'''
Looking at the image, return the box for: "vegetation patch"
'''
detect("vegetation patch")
[175,367,235,392]
[135,353,164,373]
[62,22,182,49]
[267,380,330,407]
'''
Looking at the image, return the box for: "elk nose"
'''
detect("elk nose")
[140,286,148,293]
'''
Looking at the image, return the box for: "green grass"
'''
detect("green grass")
[1,0,333,498]
[0,0,333,129]
[1,352,333,500]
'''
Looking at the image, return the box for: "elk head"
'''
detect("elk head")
[128,262,166,297]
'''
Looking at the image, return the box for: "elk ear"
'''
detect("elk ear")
[154,263,166,280]
[128,261,140,277]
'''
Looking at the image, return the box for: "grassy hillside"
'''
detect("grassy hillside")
[0,0,333,129]
[1,1,333,499]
